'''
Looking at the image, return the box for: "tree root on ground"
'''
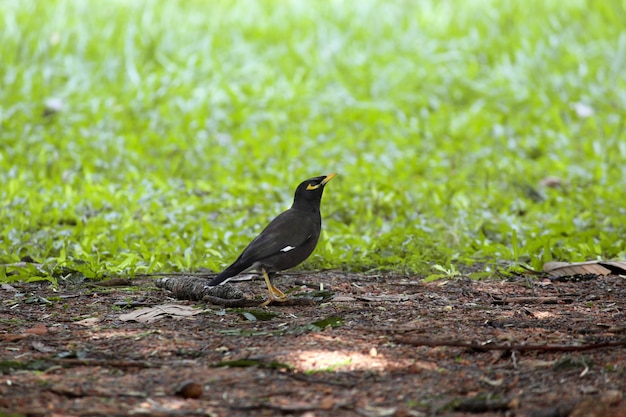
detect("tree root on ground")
[155,276,320,307]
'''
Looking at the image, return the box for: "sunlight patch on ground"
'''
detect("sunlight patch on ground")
[532,311,556,319]
[286,348,411,372]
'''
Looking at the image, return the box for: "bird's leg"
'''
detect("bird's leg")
[264,269,287,299]
[260,267,287,307]
[268,274,286,299]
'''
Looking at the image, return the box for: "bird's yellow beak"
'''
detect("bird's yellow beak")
[321,173,337,185]
[306,173,337,190]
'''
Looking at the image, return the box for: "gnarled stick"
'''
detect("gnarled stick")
[394,336,626,352]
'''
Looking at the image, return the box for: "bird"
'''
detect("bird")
[208,173,336,306]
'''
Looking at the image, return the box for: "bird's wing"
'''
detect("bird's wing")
[236,209,319,265]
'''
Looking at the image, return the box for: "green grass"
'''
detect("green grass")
[1,0,625,282]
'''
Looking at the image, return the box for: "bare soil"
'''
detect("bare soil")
[1,272,625,417]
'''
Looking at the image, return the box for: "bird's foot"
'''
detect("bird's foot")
[269,284,286,298]
[259,286,288,307]
[260,268,288,307]
[259,293,288,308]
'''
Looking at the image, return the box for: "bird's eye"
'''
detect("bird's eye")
[306,183,321,190]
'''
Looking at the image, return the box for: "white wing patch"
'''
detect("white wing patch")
[280,245,296,253]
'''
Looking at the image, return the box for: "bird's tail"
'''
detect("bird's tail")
[208,261,249,286]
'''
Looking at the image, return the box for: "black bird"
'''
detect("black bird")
[209,173,336,306]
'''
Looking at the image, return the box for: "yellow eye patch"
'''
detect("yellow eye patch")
[306,183,321,190]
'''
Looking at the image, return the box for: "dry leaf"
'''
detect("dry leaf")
[543,261,626,277]
[569,398,607,417]
[25,324,48,335]
[75,317,101,326]
[357,294,419,302]
[597,261,626,275]
[480,376,504,387]
[518,359,556,369]
[357,405,398,417]
[32,341,56,353]
[600,390,623,405]
[0,334,29,342]
[332,295,356,302]
[119,304,205,323]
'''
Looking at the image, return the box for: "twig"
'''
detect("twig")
[49,358,159,369]
[114,301,156,308]
[231,400,351,413]
[490,296,574,305]
[446,396,517,413]
[286,371,363,388]
[202,295,319,307]
[201,296,263,307]
[394,337,626,352]
[527,401,578,417]
[230,403,321,412]
[109,408,213,417]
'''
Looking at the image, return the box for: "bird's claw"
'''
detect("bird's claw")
[270,284,286,298]
[259,293,288,308]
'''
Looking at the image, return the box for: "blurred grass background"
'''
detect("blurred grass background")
[1,0,625,281]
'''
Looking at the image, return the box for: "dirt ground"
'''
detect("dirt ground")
[1,271,625,417]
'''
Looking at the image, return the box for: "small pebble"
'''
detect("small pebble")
[175,380,203,399]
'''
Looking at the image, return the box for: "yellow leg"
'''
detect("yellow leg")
[259,267,288,307]
[270,283,286,298]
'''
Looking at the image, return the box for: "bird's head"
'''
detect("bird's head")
[292,173,336,210]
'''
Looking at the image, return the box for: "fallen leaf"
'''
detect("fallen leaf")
[232,308,279,321]
[479,376,504,387]
[32,341,56,353]
[543,260,626,277]
[332,295,356,302]
[357,294,420,302]
[311,316,344,330]
[518,359,556,369]
[119,304,205,323]
[357,405,398,417]
[25,324,48,335]
[407,360,439,373]
[597,261,626,275]
[75,317,101,326]
[0,334,29,342]
[601,390,623,405]
[570,398,607,417]
[319,396,337,410]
